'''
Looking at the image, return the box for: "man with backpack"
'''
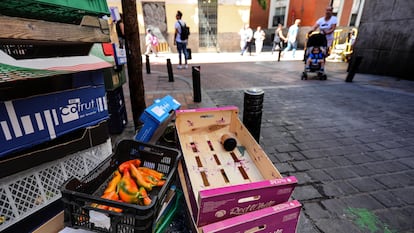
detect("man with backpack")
[174,10,189,69]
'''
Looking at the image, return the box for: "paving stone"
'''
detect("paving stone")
[315,182,343,197]
[348,165,379,177]
[330,156,354,166]
[292,185,323,201]
[303,202,330,219]
[292,160,313,171]
[377,140,405,149]
[382,161,410,173]
[391,187,414,205]
[308,158,337,169]
[337,138,361,146]
[296,212,321,233]
[386,147,414,158]
[320,198,349,217]
[374,173,414,189]
[365,150,396,161]
[273,162,295,174]
[324,167,359,179]
[376,208,414,233]
[290,172,314,185]
[348,177,386,192]
[327,180,360,195]
[302,149,327,159]
[315,218,364,233]
[342,194,385,210]
[362,161,399,174]
[346,152,376,164]
[307,169,333,182]
[274,143,299,153]
[371,190,406,208]
[289,151,307,160]
[365,142,388,151]
[269,151,295,163]
[320,146,347,156]
[400,157,414,169]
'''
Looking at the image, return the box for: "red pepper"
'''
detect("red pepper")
[138,167,165,180]
[118,169,140,203]
[138,186,152,206]
[130,164,154,191]
[118,159,141,174]
[104,170,121,194]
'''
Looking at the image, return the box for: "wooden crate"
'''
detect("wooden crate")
[175,106,297,227]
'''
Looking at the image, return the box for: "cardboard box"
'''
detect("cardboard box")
[135,95,181,143]
[202,200,302,233]
[0,86,108,157]
[175,106,297,227]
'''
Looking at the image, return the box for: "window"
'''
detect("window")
[349,0,361,26]
[272,6,286,27]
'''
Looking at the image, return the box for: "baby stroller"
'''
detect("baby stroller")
[301,33,328,80]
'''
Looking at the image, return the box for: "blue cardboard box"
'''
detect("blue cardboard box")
[0,86,109,158]
[135,95,181,142]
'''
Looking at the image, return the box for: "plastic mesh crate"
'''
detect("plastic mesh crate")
[0,63,70,83]
[0,140,112,231]
[61,140,182,233]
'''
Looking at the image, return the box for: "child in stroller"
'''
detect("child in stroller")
[302,33,327,80]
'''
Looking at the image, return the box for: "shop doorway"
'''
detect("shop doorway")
[198,0,218,52]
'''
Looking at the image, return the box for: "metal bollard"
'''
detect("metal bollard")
[243,88,264,143]
[192,66,201,102]
[145,55,151,74]
[345,55,363,82]
[167,58,174,82]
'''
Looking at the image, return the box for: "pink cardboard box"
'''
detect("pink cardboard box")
[201,200,301,233]
[176,106,297,227]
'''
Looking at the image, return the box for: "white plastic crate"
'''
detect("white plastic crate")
[0,139,112,231]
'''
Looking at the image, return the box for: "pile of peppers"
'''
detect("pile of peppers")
[93,159,166,212]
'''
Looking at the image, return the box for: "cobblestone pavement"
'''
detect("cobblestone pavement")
[117,51,414,233]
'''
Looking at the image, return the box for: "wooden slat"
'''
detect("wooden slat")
[0,15,110,43]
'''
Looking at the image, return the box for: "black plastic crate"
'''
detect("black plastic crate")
[106,86,125,112]
[60,140,181,233]
[108,105,128,134]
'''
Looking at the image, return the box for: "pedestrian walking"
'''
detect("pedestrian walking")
[254,26,266,55]
[240,24,253,56]
[271,23,287,54]
[282,19,301,58]
[144,28,158,56]
[174,10,188,69]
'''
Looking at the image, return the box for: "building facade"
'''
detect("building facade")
[107,0,252,53]
[107,0,412,79]
[252,0,365,47]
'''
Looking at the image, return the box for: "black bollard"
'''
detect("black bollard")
[243,88,264,143]
[167,58,174,82]
[345,55,363,82]
[192,66,201,102]
[145,55,151,74]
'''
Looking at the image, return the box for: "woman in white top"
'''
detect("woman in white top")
[253,26,266,54]
[309,5,338,55]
